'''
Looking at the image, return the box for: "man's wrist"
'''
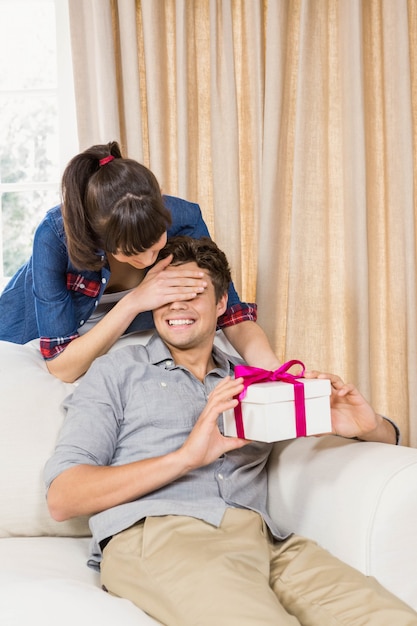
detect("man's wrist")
[356,413,400,445]
[379,415,401,445]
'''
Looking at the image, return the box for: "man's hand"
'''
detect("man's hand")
[304,371,398,444]
[179,376,250,471]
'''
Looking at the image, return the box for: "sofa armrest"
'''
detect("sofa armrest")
[266,435,417,611]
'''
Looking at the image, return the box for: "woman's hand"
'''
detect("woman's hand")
[128,255,208,312]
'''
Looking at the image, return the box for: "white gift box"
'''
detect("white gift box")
[223,378,332,442]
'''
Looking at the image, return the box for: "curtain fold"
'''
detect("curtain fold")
[68,0,417,446]
[68,0,120,143]
[112,0,144,159]
[362,0,416,444]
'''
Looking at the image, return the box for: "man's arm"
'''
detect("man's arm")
[304,370,398,444]
[47,376,248,521]
[47,452,190,521]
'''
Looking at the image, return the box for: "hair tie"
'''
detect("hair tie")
[99,155,115,167]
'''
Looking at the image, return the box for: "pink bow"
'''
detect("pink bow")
[233,360,306,439]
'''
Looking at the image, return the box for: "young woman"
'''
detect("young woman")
[0,141,280,382]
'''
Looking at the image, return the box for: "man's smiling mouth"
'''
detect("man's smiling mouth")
[168,319,195,326]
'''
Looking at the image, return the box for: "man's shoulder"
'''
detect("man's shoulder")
[212,333,245,367]
[211,344,245,376]
[96,342,152,369]
[92,334,169,372]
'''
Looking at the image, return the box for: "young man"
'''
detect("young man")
[44,236,415,625]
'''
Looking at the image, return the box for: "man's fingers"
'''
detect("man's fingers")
[203,377,244,417]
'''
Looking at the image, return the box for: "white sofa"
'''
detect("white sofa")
[1,333,417,625]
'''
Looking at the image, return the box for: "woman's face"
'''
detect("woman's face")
[112,232,168,269]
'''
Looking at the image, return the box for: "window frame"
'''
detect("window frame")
[0,0,78,288]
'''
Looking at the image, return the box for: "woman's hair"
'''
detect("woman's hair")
[61,141,172,270]
[158,236,231,302]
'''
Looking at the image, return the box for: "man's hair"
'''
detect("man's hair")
[158,236,231,302]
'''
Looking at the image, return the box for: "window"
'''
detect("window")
[0,0,77,288]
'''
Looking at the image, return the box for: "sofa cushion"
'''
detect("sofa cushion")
[0,579,160,626]
[0,536,160,623]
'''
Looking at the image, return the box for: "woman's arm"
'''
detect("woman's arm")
[45,296,146,382]
[47,258,207,382]
[223,320,281,370]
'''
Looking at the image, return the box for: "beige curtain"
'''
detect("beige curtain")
[68,0,417,447]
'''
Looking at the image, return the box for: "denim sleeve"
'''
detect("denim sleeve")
[31,218,79,342]
[164,195,252,312]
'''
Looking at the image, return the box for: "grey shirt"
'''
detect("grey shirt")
[44,334,285,570]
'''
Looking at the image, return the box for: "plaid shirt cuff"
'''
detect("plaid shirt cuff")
[217,302,258,328]
[40,333,79,360]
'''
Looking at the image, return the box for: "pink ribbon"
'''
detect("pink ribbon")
[233,360,306,439]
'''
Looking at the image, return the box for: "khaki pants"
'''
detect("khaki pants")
[100,508,417,626]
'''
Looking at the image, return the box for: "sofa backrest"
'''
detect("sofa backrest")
[0,339,89,537]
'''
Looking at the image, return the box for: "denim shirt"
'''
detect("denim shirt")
[43,335,283,571]
[0,195,257,359]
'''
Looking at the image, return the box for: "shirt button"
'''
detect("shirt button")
[160,382,167,387]
[102,278,106,284]
[79,283,85,289]
[166,360,173,366]
[80,320,84,326]
[218,473,224,480]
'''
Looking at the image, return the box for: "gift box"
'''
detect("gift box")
[223,364,331,443]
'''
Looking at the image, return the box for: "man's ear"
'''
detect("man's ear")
[216,293,228,318]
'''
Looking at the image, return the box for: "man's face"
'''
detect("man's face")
[153,261,227,351]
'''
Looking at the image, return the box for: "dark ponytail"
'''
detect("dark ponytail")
[61,142,171,270]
